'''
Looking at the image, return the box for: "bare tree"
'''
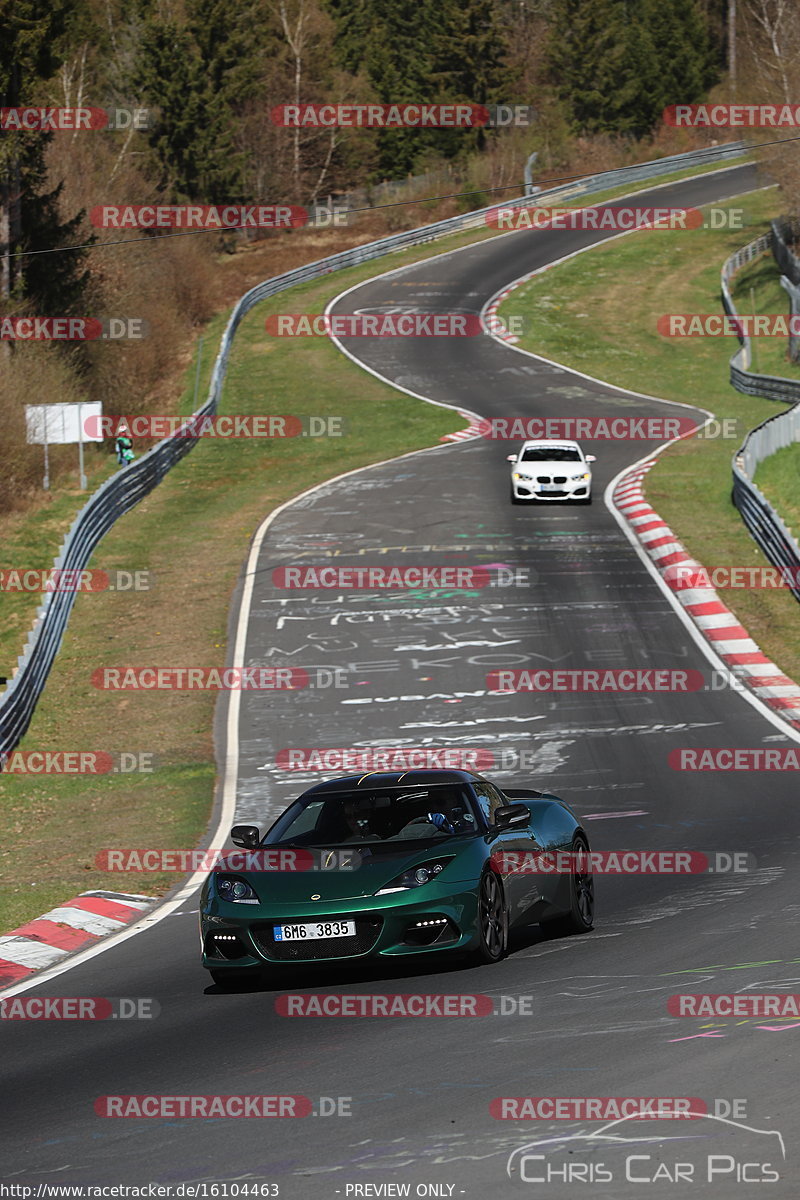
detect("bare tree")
[262,0,368,204]
[272,0,311,191]
[739,1,800,215]
[741,0,800,103]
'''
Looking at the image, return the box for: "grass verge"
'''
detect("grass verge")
[755,445,800,543]
[729,251,800,381]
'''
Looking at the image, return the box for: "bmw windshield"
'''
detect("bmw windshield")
[264,785,481,849]
[520,447,582,461]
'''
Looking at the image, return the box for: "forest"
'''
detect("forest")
[0,0,795,508]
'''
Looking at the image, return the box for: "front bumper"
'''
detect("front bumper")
[200,882,481,972]
[511,476,591,501]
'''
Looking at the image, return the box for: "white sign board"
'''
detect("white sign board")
[25,402,104,445]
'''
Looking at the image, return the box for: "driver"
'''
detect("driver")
[338,796,379,842]
[399,791,474,835]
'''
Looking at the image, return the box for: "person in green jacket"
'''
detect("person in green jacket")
[115,423,134,466]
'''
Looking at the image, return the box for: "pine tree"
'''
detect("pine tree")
[326,0,508,176]
[427,0,509,152]
[186,0,266,111]
[644,0,717,117]
[0,0,93,314]
[132,18,243,202]
[548,0,714,138]
[547,0,632,133]
[15,150,92,318]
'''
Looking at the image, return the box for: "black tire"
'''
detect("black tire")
[209,968,262,991]
[510,486,523,505]
[542,834,594,936]
[472,870,509,964]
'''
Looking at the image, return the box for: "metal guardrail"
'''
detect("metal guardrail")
[723,230,800,601]
[772,219,800,362]
[0,140,750,757]
[0,424,209,757]
[719,233,799,399]
[732,404,800,602]
[771,217,800,286]
[722,225,800,395]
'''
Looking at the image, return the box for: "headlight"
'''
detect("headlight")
[215,874,260,904]
[513,472,533,481]
[376,857,454,895]
[571,472,590,481]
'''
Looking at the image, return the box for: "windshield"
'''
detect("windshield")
[520,446,582,462]
[264,785,480,848]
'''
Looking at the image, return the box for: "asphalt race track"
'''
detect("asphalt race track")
[5,161,800,1197]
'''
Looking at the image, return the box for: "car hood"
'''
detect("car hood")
[214,840,477,902]
[512,459,588,473]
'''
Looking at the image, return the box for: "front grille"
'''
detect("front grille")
[536,475,551,483]
[251,917,383,961]
[554,475,567,484]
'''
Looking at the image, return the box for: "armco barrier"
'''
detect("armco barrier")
[722,230,800,602]
[0,141,748,758]
[771,217,800,286]
[719,233,800,399]
[721,223,800,395]
[732,404,800,602]
[772,219,800,362]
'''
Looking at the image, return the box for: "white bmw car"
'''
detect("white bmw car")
[508,439,596,504]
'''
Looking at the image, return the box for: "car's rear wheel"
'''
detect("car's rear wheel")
[472,870,509,963]
[542,834,594,935]
[209,968,262,991]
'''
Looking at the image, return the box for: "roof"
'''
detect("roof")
[299,769,484,795]
[519,438,582,450]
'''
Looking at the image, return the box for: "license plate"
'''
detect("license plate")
[273,920,356,942]
[540,484,563,492]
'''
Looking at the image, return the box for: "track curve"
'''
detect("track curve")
[4,161,800,1198]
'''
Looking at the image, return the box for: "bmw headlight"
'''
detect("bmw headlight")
[571,472,590,481]
[376,857,454,895]
[513,472,533,481]
[215,874,260,904]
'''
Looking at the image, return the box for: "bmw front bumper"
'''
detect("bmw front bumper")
[511,477,591,501]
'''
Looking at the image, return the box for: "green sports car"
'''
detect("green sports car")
[200,768,594,988]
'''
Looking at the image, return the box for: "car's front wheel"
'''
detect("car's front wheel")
[510,485,523,505]
[472,870,509,963]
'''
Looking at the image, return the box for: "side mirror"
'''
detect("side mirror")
[506,454,517,462]
[230,824,260,849]
[494,803,530,829]
[586,455,597,463]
